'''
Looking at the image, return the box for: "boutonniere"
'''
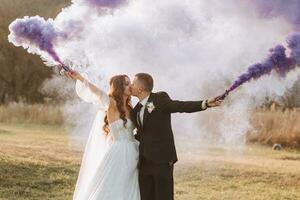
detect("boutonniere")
[146,102,155,113]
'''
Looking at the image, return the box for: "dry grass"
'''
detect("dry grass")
[1,103,300,148]
[0,103,63,125]
[0,123,300,200]
[0,123,80,200]
[249,107,300,148]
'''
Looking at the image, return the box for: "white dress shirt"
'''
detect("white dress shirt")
[138,95,150,126]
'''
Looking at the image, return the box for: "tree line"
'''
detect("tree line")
[0,0,70,104]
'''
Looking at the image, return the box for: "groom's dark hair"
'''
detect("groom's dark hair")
[135,73,153,92]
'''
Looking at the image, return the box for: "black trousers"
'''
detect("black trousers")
[139,157,174,200]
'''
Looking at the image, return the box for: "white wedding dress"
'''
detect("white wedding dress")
[73,78,140,200]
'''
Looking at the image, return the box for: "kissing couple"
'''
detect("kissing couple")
[68,71,222,200]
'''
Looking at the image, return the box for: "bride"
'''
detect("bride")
[68,71,140,200]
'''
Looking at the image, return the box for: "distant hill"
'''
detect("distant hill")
[0,0,70,103]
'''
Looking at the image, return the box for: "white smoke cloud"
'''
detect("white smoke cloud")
[40,0,299,151]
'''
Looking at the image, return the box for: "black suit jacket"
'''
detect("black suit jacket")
[132,92,206,164]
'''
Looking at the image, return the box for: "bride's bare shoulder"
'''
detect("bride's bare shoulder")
[108,97,117,108]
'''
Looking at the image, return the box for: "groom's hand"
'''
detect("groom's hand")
[206,97,223,107]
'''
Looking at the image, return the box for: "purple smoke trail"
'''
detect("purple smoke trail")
[218,33,300,100]
[8,16,70,71]
[75,0,128,9]
[217,1,300,100]
[8,0,128,70]
[287,33,300,64]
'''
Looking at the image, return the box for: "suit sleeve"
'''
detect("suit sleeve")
[158,92,207,113]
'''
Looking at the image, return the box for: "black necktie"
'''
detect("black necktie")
[136,103,143,127]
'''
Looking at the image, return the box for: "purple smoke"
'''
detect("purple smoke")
[8,0,128,70]
[217,1,300,100]
[287,32,300,64]
[251,0,300,27]
[8,16,70,71]
[218,34,300,100]
[75,0,128,9]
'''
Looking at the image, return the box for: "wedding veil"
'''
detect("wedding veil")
[73,77,111,200]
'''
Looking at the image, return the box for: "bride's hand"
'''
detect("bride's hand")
[67,71,84,82]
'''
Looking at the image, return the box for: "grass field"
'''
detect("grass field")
[0,123,299,200]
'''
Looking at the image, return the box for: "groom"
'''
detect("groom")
[130,73,222,200]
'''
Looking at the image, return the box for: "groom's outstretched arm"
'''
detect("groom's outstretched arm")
[158,92,207,113]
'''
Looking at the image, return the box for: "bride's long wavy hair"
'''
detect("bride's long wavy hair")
[103,75,132,135]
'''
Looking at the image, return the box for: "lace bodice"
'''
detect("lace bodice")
[109,119,136,142]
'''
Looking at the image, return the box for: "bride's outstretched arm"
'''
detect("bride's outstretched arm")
[67,71,110,110]
[67,71,104,98]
